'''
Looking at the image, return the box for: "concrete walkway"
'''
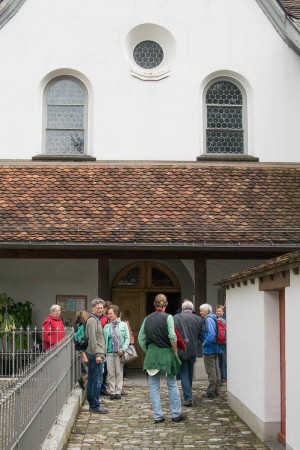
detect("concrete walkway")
[66,370,270,450]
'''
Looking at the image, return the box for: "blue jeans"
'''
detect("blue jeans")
[179,359,195,401]
[148,372,181,420]
[86,352,104,410]
[218,345,227,381]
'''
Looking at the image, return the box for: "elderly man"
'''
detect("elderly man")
[85,298,108,414]
[174,300,204,406]
[138,293,186,424]
[199,303,221,398]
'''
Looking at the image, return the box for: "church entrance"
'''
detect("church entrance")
[111,261,181,368]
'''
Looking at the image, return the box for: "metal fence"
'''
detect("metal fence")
[0,328,81,450]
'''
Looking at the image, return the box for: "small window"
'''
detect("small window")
[206,80,244,154]
[45,77,86,155]
[133,40,164,69]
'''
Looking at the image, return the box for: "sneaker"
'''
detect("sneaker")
[154,417,165,424]
[183,400,192,407]
[110,394,116,400]
[89,406,108,414]
[115,394,121,400]
[172,413,187,422]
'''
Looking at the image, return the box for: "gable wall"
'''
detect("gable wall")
[285,272,300,450]
[0,0,300,161]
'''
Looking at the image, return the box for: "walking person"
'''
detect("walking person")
[42,304,65,350]
[174,299,204,406]
[138,293,186,424]
[103,305,130,400]
[85,299,108,414]
[199,303,222,398]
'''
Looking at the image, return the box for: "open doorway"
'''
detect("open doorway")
[146,292,181,316]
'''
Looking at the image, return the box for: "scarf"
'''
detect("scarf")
[111,319,122,352]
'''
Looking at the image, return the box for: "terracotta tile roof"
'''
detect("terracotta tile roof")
[0,164,300,246]
[216,250,300,286]
[280,0,300,21]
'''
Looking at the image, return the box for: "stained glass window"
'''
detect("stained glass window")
[206,80,244,154]
[45,77,85,154]
[133,40,164,69]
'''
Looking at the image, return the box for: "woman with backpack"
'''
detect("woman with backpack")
[74,310,90,390]
[216,305,227,385]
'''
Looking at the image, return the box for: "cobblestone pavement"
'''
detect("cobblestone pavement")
[66,378,269,450]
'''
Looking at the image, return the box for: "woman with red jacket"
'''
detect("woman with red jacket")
[42,304,65,350]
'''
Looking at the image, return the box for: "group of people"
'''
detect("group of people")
[75,299,134,413]
[41,295,227,422]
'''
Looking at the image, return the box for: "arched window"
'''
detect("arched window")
[205,79,245,154]
[45,76,86,155]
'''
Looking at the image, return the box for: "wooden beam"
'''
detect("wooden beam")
[194,257,207,313]
[98,256,110,300]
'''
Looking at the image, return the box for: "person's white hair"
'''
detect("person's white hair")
[182,300,194,311]
[199,303,212,314]
[91,298,104,307]
[50,304,61,313]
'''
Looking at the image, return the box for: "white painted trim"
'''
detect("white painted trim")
[256,0,300,55]
[0,0,26,29]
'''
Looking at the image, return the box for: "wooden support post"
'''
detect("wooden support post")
[98,256,110,300]
[194,257,207,313]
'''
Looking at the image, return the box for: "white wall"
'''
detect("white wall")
[226,281,281,441]
[0,0,300,161]
[0,259,98,326]
[285,273,300,450]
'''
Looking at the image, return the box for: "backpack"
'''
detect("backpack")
[73,323,89,351]
[214,318,226,345]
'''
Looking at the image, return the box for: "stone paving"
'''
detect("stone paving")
[66,376,269,450]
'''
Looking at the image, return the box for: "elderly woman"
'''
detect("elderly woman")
[103,305,130,400]
[42,304,65,350]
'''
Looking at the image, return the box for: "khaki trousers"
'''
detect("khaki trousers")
[106,353,124,395]
[204,353,221,395]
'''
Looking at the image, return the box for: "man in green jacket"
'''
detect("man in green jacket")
[138,293,186,424]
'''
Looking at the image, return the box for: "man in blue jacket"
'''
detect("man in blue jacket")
[199,303,221,398]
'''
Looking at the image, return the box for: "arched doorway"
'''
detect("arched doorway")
[111,261,181,368]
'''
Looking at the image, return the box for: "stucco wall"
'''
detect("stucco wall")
[226,281,281,441]
[0,0,299,161]
[0,259,98,326]
[285,272,300,450]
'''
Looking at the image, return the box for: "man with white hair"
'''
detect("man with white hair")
[199,303,221,398]
[174,299,204,406]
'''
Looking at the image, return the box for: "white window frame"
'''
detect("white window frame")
[203,77,248,155]
[43,76,88,156]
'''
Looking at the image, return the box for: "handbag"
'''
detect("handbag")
[120,344,138,363]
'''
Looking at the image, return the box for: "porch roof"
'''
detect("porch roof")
[0,162,300,249]
[216,249,300,286]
